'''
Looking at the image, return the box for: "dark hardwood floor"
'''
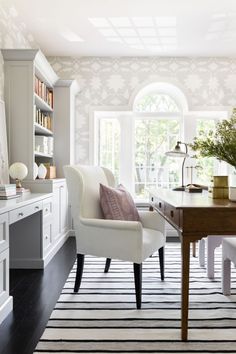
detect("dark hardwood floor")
[0,237,76,354]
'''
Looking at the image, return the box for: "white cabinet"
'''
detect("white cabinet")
[52,181,68,241]
[0,248,9,308]
[0,213,9,254]
[0,213,11,324]
[42,197,53,257]
[22,179,70,259]
[0,213,12,325]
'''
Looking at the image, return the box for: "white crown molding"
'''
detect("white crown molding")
[55,79,80,95]
[1,49,59,87]
[34,50,58,87]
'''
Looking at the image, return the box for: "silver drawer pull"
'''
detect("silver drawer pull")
[18,212,24,217]
[45,235,48,239]
[45,208,48,212]
[60,185,64,189]
[35,206,39,210]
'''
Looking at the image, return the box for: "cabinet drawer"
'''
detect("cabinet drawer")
[43,198,53,220]
[0,248,9,307]
[164,202,180,228]
[43,223,53,255]
[151,195,164,214]
[9,201,42,224]
[0,213,9,253]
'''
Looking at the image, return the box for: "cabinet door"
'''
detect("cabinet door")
[0,213,9,254]
[59,182,68,234]
[0,248,9,307]
[52,184,60,241]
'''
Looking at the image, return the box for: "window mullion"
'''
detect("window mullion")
[119,115,134,193]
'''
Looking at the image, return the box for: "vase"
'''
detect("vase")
[33,162,38,180]
[37,163,47,179]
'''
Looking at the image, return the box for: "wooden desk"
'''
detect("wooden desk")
[149,188,236,341]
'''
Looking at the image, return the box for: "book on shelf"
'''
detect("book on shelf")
[34,107,52,131]
[34,75,54,109]
[0,194,20,200]
[16,187,30,194]
[0,184,16,194]
[0,190,17,197]
[0,184,16,190]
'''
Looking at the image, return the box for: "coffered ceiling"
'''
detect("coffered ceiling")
[4,0,236,56]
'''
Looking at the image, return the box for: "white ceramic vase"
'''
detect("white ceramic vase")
[33,162,38,180]
[38,163,47,179]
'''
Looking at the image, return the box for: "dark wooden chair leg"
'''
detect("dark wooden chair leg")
[158,247,164,281]
[133,263,142,309]
[74,254,84,293]
[104,258,111,273]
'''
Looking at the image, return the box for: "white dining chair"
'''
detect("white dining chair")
[64,164,166,309]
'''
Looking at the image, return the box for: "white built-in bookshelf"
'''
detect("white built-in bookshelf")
[1,49,79,275]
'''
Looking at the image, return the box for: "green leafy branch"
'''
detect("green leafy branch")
[190,111,236,168]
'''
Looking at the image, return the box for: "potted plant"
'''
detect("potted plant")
[190,110,236,201]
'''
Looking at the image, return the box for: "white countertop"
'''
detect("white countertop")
[0,193,52,214]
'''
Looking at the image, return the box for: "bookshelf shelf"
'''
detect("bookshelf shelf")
[35,93,53,112]
[34,123,53,136]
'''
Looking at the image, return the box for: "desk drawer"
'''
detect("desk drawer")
[43,222,53,255]
[164,203,180,228]
[43,198,53,220]
[9,201,43,224]
[0,214,9,253]
[151,196,164,213]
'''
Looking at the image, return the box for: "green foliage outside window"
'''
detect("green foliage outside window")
[191,111,236,169]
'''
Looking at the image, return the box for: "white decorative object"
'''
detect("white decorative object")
[229,187,236,202]
[33,162,38,180]
[9,162,28,188]
[229,173,236,187]
[38,163,47,179]
[0,100,9,184]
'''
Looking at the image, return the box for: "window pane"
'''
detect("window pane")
[195,119,217,185]
[135,93,180,113]
[135,119,181,199]
[98,119,120,183]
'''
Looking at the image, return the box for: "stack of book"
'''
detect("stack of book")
[0,184,18,200]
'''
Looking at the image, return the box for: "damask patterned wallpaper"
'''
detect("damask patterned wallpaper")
[48,56,236,163]
[0,4,36,99]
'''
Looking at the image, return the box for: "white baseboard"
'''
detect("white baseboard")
[10,230,71,269]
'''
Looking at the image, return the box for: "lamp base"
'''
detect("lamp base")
[172,186,185,191]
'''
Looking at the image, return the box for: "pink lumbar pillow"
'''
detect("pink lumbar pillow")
[100,183,140,221]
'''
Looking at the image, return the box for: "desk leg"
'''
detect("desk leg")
[192,242,196,257]
[181,236,190,341]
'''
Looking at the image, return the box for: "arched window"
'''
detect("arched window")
[92,82,225,202]
[132,83,185,199]
[135,93,181,113]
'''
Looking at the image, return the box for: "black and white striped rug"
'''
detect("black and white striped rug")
[34,243,236,353]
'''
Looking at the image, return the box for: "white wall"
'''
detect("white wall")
[48,56,236,163]
[0,3,37,99]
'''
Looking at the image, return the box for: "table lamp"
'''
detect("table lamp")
[165,141,188,191]
[9,162,28,189]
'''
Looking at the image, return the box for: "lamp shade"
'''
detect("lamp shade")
[9,162,28,180]
[165,142,188,158]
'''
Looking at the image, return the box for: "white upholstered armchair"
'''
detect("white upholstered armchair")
[64,164,166,309]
